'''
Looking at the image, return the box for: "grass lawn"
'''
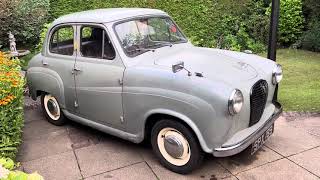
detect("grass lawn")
[262,49,320,112]
[21,49,319,112]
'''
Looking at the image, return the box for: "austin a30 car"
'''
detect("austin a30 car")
[27,8,283,174]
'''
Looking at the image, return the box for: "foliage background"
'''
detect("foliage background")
[0,0,49,48]
[0,52,24,159]
[301,0,320,51]
[268,0,304,46]
[48,0,271,53]
[1,0,318,52]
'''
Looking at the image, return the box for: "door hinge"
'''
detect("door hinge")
[120,116,124,123]
[118,79,123,85]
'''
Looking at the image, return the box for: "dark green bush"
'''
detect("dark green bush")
[301,21,320,52]
[301,0,320,52]
[0,0,18,48]
[302,0,320,25]
[0,0,49,48]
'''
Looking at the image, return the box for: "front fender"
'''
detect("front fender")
[144,109,212,153]
[27,67,65,108]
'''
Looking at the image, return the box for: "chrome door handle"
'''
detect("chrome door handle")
[73,67,81,71]
[72,67,81,74]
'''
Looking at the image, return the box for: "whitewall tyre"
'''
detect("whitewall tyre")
[41,93,66,126]
[151,119,204,174]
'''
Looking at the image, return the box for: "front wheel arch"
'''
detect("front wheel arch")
[143,111,211,153]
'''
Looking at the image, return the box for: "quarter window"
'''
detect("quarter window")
[49,26,74,56]
[80,26,115,60]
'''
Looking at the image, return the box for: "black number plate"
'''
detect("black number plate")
[251,124,274,155]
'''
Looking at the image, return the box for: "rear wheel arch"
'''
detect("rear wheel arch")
[27,69,66,108]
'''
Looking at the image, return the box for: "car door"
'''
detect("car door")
[45,24,77,113]
[73,24,125,129]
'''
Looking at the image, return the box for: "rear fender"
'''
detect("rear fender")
[27,67,65,108]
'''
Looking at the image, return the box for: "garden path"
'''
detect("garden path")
[18,96,320,180]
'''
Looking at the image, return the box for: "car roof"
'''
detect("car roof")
[52,8,168,26]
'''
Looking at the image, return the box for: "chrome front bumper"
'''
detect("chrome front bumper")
[212,101,282,157]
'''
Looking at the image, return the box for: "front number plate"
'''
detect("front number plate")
[251,124,274,155]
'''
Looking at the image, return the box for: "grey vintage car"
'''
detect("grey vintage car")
[27,8,283,174]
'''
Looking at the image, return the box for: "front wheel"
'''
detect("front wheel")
[41,93,67,126]
[151,119,204,174]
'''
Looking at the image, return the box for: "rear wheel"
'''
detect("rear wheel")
[151,119,204,174]
[41,93,67,126]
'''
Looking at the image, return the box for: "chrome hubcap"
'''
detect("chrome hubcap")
[157,127,191,166]
[164,135,184,158]
[44,94,61,120]
[47,99,59,116]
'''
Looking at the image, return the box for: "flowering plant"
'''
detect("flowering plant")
[0,53,22,106]
[0,52,24,159]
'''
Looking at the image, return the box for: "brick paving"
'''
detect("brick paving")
[19,96,320,180]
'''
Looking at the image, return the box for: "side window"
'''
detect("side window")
[49,26,74,56]
[80,26,115,60]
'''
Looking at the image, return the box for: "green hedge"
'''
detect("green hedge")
[1,0,308,52]
[0,52,24,159]
[49,0,271,53]
[49,0,307,52]
[271,0,304,46]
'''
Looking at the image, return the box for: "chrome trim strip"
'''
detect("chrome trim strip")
[213,101,282,157]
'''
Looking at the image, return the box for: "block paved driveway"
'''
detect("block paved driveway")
[19,96,320,180]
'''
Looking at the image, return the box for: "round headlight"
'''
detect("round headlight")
[272,64,283,85]
[228,89,244,115]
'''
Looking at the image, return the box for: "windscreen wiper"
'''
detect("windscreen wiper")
[126,47,156,54]
[151,42,173,48]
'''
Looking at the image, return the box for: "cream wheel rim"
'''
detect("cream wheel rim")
[44,94,61,120]
[157,127,191,166]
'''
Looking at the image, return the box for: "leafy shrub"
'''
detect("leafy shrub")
[0,0,18,48]
[301,0,320,51]
[0,52,24,159]
[0,157,43,180]
[0,0,50,48]
[267,0,304,46]
[301,21,320,52]
[213,0,268,53]
[302,0,320,25]
[35,23,52,52]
